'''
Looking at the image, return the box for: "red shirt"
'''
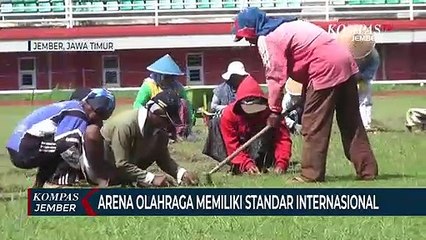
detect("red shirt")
[220,75,292,172]
[257,20,359,113]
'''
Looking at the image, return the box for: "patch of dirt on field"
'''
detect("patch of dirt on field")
[374,90,426,97]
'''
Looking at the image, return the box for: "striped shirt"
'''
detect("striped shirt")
[6,100,89,151]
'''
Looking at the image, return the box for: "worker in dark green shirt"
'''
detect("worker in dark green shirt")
[102,89,199,187]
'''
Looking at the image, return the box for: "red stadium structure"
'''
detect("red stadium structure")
[1,0,426,90]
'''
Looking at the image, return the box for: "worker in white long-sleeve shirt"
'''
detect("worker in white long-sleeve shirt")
[337,25,381,131]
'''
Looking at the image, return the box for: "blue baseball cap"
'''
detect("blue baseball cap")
[83,88,116,119]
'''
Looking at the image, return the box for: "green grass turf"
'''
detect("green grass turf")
[0,84,424,102]
[0,95,425,239]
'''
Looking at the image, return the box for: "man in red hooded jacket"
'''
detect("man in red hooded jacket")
[219,75,292,174]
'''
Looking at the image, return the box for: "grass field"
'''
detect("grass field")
[0,93,426,239]
[0,84,423,102]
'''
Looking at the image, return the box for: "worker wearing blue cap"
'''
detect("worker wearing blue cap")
[5,88,116,188]
[133,54,195,140]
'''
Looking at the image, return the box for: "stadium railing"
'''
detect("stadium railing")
[1,0,426,28]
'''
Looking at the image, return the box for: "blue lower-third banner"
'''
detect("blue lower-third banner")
[27,188,426,216]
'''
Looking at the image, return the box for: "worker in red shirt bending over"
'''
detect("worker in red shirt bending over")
[219,75,292,175]
[232,7,378,182]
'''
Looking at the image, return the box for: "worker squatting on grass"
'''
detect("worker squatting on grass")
[203,75,292,175]
[5,88,116,188]
[99,89,199,187]
[5,88,199,188]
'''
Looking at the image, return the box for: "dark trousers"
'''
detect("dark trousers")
[50,161,82,185]
[49,122,106,186]
[300,77,378,181]
[7,134,61,187]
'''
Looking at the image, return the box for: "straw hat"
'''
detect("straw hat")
[146,54,184,76]
[285,78,303,96]
[336,24,376,60]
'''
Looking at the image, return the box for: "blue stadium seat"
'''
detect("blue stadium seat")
[361,0,385,4]
[119,0,133,11]
[23,0,37,13]
[106,1,119,11]
[91,0,105,12]
[171,0,184,9]
[145,0,156,10]
[185,0,197,9]
[1,0,13,13]
[81,0,92,12]
[386,0,401,4]
[223,0,236,8]
[287,0,300,7]
[348,0,362,5]
[210,0,222,9]
[39,0,52,13]
[12,0,25,13]
[52,0,65,12]
[52,1,65,12]
[72,0,82,12]
[262,0,275,8]
[197,0,210,8]
[248,0,261,7]
[275,0,287,7]
[159,0,171,9]
[132,0,145,10]
[331,0,345,5]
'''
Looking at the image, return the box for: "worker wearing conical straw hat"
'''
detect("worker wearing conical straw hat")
[133,54,195,140]
[282,78,303,134]
[337,24,381,131]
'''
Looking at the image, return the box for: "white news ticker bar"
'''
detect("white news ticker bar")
[28,40,115,52]
[0,31,425,53]
[0,80,424,95]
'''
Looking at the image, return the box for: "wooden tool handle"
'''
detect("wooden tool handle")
[207,125,272,175]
